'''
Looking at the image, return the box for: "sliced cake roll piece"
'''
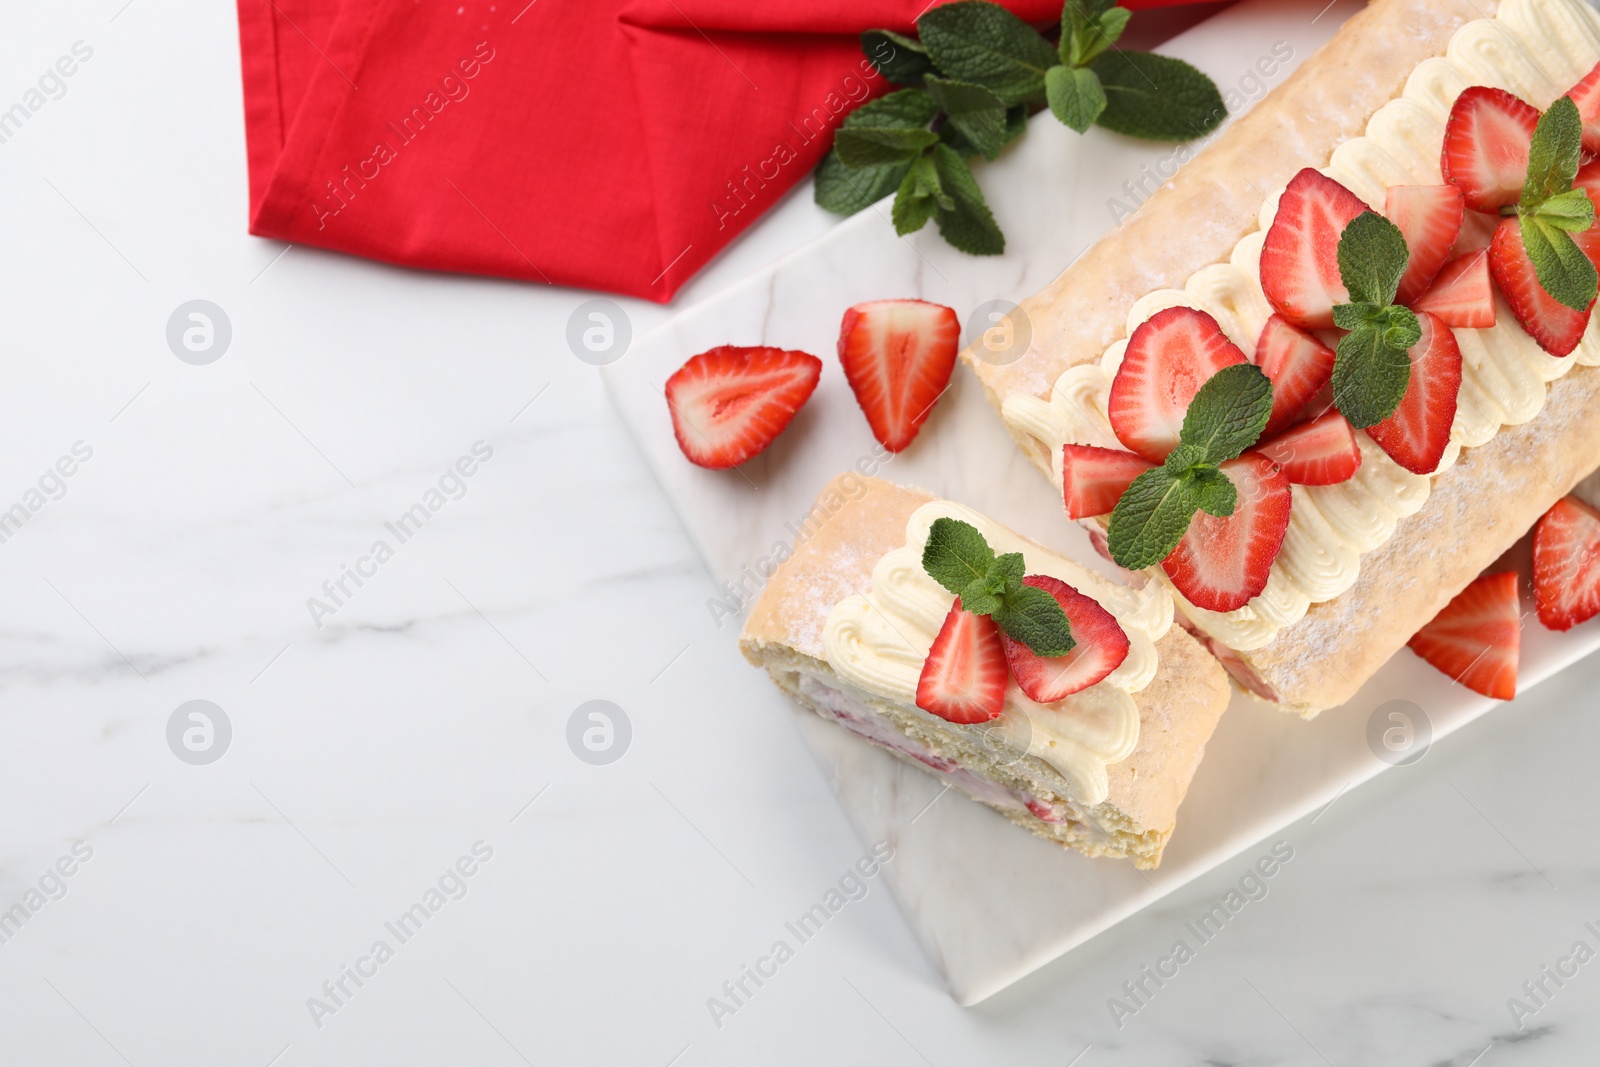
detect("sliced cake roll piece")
[739,474,1230,869]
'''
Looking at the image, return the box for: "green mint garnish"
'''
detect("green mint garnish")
[861,29,936,87]
[921,517,1074,656]
[1088,50,1226,142]
[1514,96,1599,312]
[1328,210,1416,428]
[1106,362,1273,570]
[917,2,1059,108]
[816,0,1225,255]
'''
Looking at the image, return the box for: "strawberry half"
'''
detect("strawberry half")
[1385,184,1465,306]
[915,600,1009,724]
[1567,59,1600,155]
[1411,248,1495,329]
[1533,496,1600,631]
[665,346,822,469]
[1162,452,1292,613]
[1489,216,1593,357]
[837,299,960,453]
[1062,445,1154,519]
[1108,306,1247,462]
[1260,168,1369,330]
[1253,409,1361,485]
[1366,310,1462,475]
[1407,571,1521,700]
[1001,576,1130,703]
[1441,86,1539,213]
[1254,313,1336,437]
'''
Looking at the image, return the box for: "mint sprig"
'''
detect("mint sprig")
[1514,96,1598,312]
[1106,362,1273,570]
[1327,210,1417,429]
[921,518,1075,656]
[819,0,1226,255]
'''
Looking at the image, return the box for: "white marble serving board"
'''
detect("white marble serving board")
[605,0,1600,1005]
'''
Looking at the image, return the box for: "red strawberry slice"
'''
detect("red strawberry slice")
[1253,409,1361,485]
[1253,313,1337,437]
[837,299,960,453]
[1260,168,1369,330]
[1407,571,1521,699]
[1567,59,1600,155]
[1441,86,1539,213]
[1411,249,1495,328]
[1385,184,1465,306]
[1001,576,1130,703]
[1533,496,1600,631]
[1108,306,1247,462]
[665,346,822,469]
[1162,452,1292,613]
[915,600,1009,724]
[1061,445,1154,519]
[1366,310,1462,475]
[1488,216,1593,357]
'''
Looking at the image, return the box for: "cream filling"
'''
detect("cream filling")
[1001,0,1600,653]
[821,500,1173,807]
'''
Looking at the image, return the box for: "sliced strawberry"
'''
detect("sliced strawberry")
[1001,576,1130,703]
[1407,571,1521,700]
[1570,159,1600,271]
[1061,445,1154,519]
[1253,410,1361,485]
[916,600,1009,724]
[1366,310,1462,475]
[665,346,822,469]
[1489,216,1593,357]
[1567,59,1600,155]
[1533,496,1600,631]
[1260,168,1369,330]
[1385,184,1465,306]
[1253,313,1337,437]
[1441,86,1539,213]
[1108,306,1247,462]
[837,299,960,453]
[1162,452,1292,613]
[1411,248,1495,329]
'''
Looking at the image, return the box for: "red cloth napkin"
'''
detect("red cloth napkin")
[237,0,1197,302]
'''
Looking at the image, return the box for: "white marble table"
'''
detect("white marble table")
[4,1,1600,1064]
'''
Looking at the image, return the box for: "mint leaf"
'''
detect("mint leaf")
[931,144,1005,254]
[1107,466,1199,570]
[892,152,950,234]
[834,126,940,166]
[1045,65,1106,134]
[1163,442,1207,474]
[1533,187,1596,232]
[925,75,1009,159]
[893,168,938,235]
[1062,0,1130,67]
[989,551,1026,593]
[861,29,936,86]
[1090,51,1225,141]
[844,88,940,130]
[1178,362,1273,464]
[1192,467,1237,518]
[958,580,1003,617]
[1522,215,1599,312]
[1337,210,1409,307]
[815,152,911,215]
[1332,319,1413,428]
[917,1,1058,108]
[922,517,996,594]
[1524,95,1584,206]
[991,584,1076,657]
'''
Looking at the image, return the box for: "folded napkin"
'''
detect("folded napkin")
[237,0,1196,301]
